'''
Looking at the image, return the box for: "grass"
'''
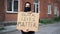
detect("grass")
[40,16,60,24]
[40,19,54,24]
[0,27,4,30]
[53,16,60,22]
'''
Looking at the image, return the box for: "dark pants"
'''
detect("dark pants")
[21,30,35,34]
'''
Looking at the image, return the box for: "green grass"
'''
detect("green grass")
[40,19,54,24]
[0,27,4,30]
[40,16,60,24]
[53,16,60,22]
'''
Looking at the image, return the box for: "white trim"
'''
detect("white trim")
[6,11,18,13]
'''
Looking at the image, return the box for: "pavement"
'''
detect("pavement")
[0,25,17,33]
[0,22,60,34]
[36,22,60,34]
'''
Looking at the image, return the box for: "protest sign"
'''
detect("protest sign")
[17,12,39,32]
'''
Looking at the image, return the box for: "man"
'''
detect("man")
[21,2,35,34]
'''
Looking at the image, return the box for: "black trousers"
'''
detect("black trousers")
[21,30,35,34]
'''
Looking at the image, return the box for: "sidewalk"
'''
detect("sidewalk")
[0,22,60,34]
[0,25,16,33]
[0,23,41,33]
[36,22,60,34]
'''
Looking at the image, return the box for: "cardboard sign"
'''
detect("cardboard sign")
[16,12,39,32]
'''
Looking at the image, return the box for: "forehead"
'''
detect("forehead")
[26,3,30,4]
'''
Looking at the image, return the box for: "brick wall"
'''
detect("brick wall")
[4,0,60,22]
[5,14,17,21]
[40,0,55,19]
[58,2,60,15]
[0,0,5,22]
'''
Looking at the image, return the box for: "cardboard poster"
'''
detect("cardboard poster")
[16,12,39,32]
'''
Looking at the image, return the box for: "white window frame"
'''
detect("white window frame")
[54,5,57,14]
[6,0,18,13]
[48,4,51,14]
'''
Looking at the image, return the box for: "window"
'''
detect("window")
[48,4,51,14]
[54,5,57,14]
[7,0,18,13]
[34,0,38,13]
[35,0,38,3]
[54,4,59,17]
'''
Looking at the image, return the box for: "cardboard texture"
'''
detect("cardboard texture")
[17,12,39,32]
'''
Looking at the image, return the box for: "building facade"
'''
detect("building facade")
[0,0,60,22]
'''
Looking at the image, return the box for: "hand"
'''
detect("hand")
[23,29,29,32]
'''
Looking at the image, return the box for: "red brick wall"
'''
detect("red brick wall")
[0,0,5,22]
[5,14,17,21]
[40,0,48,19]
[4,0,60,21]
[57,3,60,15]
[40,0,56,19]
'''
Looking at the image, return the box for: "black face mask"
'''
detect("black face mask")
[24,7,31,12]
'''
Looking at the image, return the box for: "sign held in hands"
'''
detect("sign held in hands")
[17,12,39,32]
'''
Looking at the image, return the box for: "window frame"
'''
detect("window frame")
[6,0,18,13]
[54,5,57,14]
[34,3,38,13]
[48,4,51,14]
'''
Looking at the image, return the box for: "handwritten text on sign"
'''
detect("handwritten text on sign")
[17,12,39,32]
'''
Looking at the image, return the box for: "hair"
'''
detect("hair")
[25,2,31,7]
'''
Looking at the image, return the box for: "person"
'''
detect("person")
[21,2,35,34]
[24,2,31,12]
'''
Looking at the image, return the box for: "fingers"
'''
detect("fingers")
[23,29,29,32]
